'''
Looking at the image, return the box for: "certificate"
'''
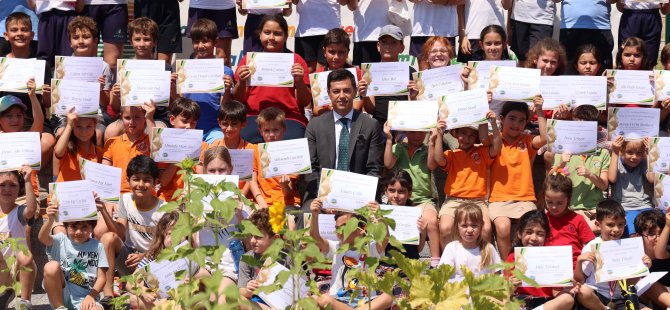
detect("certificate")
[361,62,410,96]
[653,173,670,209]
[0,57,46,93]
[54,56,103,83]
[571,76,608,110]
[546,120,598,155]
[439,89,489,129]
[380,205,421,245]
[309,68,358,107]
[387,101,438,131]
[242,0,288,9]
[467,60,517,90]
[608,69,654,105]
[49,180,97,222]
[190,174,239,211]
[413,65,464,101]
[176,59,226,94]
[648,137,670,173]
[50,79,100,117]
[256,259,308,310]
[540,76,575,109]
[607,107,660,140]
[303,214,338,241]
[318,168,378,212]
[118,70,171,107]
[116,59,165,81]
[79,159,121,203]
[146,256,195,298]
[248,52,294,87]
[591,237,649,283]
[489,66,541,102]
[0,132,41,171]
[150,128,203,163]
[635,272,669,295]
[229,149,254,181]
[514,246,573,287]
[258,138,311,178]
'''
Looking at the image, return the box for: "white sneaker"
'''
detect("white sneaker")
[17,299,31,310]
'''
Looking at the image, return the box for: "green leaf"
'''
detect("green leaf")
[239,219,263,237]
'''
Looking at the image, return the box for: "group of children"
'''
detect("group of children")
[4,2,670,309]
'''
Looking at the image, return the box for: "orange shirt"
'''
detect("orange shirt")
[158,141,208,202]
[489,134,538,202]
[443,146,494,198]
[250,144,301,206]
[103,133,150,194]
[56,144,104,182]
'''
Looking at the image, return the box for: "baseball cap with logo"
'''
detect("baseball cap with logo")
[0,95,27,113]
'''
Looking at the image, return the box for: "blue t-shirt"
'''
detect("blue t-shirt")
[47,233,109,302]
[0,1,39,40]
[183,65,234,133]
[560,0,611,30]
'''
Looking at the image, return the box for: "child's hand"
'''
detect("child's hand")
[310,198,322,214]
[559,152,572,166]
[358,79,368,98]
[237,65,251,82]
[643,137,650,150]
[223,75,234,92]
[46,201,58,218]
[278,175,291,190]
[367,201,380,213]
[567,281,581,295]
[19,164,32,182]
[460,35,471,55]
[486,110,496,123]
[26,78,36,96]
[417,217,426,231]
[41,84,50,102]
[383,121,393,140]
[81,294,97,310]
[142,100,156,120]
[612,135,624,154]
[577,252,595,264]
[576,165,591,178]
[93,192,107,212]
[486,90,492,104]
[532,94,544,112]
[554,104,570,120]
[140,293,157,306]
[171,72,178,86]
[125,253,144,269]
[111,82,120,97]
[246,280,261,293]
[65,107,78,128]
[661,99,670,110]
[291,63,304,80]
[98,75,106,91]
[408,80,418,99]
[509,275,521,288]
[461,66,471,85]
[642,255,652,268]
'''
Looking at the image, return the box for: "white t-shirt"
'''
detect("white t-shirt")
[190,0,236,10]
[353,0,390,42]
[463,0,505,39]
[511,0,555,26]
[35,0,76,14]
[623,2,660,10]
[0,205,29,257]
[581,237,627,299]
[327,239,383,297]
[438,241,501,281]
[247,8,283,15]
[116,193,165,252]
[412,2,458,37]
[296,0,341,37]
[84,0,127,5]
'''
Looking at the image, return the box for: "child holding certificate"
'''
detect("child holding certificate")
[234,15,311,143]
[249,107,301,211]
[53,108,102,183]
[0,166,37,309]
[608,136,654,234]
[40,197,108,310]
[97,155,165,306]
[488,100,547,258]
[507,210,576,310]
[430,111,501,250]
[438,203,502,281]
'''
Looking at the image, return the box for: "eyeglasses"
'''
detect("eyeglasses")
[643,234,660,240]
[429,49,450,55]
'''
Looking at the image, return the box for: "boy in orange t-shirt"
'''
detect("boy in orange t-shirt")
[249,107,301,214]
[489,99,547,258]
[102,102,157,194]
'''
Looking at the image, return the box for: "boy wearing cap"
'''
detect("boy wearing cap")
[429,111,501,251]
[359,25,414,126]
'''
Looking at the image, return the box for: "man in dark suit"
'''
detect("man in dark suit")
[295,69,383,227]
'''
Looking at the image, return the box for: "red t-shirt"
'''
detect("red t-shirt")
[235,53,310,126]
[505,253,553,298]
[544,210,595,267]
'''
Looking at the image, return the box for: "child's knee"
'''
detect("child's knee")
[43,261,62,277]
[100,231,119,247]
[16,251,33,267]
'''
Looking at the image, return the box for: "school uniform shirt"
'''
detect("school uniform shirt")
[411,1,458,37]
[102,133,150,194]
[392,143,433,204]
[489,135,538,202]
[116,193,166,252]
[581,237,624,299]
[511,0,555,26]
[438,240,501,282]
[35,0,76,14]
[352,0,390,42]
[611,158,652,211]
[463,0,505,39]
[0,204,30,257]
[189,0,236,9]
[505,253,553,298]
[552,149,610,211]
[443,145,494,199]
[327,239,383,298]
[47,233,109,303]
[56,145,104,182]
[295,0,341,37]
[545,210,595,266]
[560,0,611,30]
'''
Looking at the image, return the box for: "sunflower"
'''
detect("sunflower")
[268,201,286,234]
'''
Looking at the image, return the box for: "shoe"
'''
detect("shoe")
[100,295,113,310]
[0,289,14,310]
[17,299,31,310]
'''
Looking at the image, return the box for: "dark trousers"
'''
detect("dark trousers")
[619,9,662,68]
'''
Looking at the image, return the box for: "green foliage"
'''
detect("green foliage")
[0,237,30,308]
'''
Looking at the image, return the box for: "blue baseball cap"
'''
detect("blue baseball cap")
[0,95,26,113]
